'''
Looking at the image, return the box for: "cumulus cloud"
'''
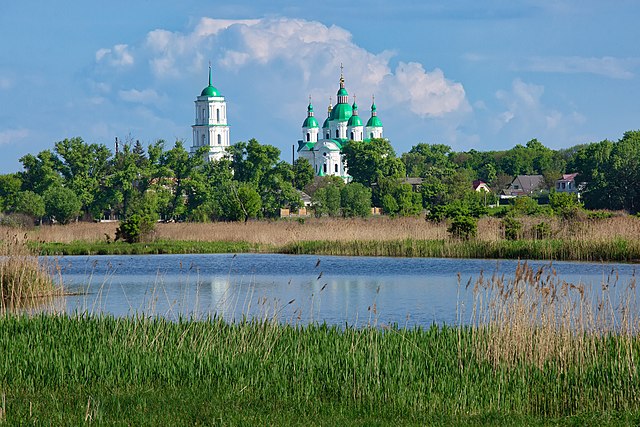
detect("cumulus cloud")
[0,129,29,145]
[95,44,134,67]
[523,56,637,79]
[94,17,468,119]
[491,78,584,145]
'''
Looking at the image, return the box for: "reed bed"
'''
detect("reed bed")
[0,233,62,313]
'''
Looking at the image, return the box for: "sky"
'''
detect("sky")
[1,1,639,173]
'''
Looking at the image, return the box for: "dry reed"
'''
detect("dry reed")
[0,232,62,313]
[465,261,639,375]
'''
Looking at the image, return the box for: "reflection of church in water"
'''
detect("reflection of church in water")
[297,69,384,180]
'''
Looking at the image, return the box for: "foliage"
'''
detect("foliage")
[502,216,523,241]
[377,178,422,217]
[340,183,372,217]
[292,157,314,190]
[14,191,45,221]
[549,191,583,220]
[312,184,342,217]
[115,214,156,243]
[510,196,541,216]
[342,138,405,187]
[447,215,477,240]
[534,221,552,239]
[43,186,81,224]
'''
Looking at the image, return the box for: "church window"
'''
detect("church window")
[306,132,310,142]
[202,108,206,120]
[217,134,222,145]
[326,131,329,138]
[350,131,354,140]
[335,129,339,138]
[201,134,206,146]
[370,132,374,139]
[323,164,327,173]
[334,164,338,173]
[216,109,220,122]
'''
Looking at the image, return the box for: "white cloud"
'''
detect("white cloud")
[523,56,637,79]
[95,44,134,67]
[0,129,29,145]
[118,88,164,104]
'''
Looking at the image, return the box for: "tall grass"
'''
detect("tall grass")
[0,232,62,313]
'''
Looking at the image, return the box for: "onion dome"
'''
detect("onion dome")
[323,99,332,129]
[366,100,383,127]
[347,100,362,126]
[302,101,319,128]
[200,65,220,97]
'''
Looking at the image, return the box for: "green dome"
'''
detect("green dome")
[322,117,330,129]
[337,87,348,97]
[366,116,383,128]
[201,85,220,97]
[303,116,319,128]
[348,115,362,127]
[330,103,352,121]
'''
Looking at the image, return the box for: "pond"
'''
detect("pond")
[53,253,638,327]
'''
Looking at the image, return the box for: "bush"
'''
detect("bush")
[447,215,477,241]
[115,214,156,243]
[534,221,552,240]
[502,216,522,241]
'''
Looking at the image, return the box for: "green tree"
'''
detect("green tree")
[19,150,62,194]
[293,157,314,190]
[14,191,45,222]
[401,143,453,177]
[43,186,81,224]
[0,173,23,211]
[340,183,372,217]
[342,138,405,187]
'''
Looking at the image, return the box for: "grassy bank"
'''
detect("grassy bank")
[0,315,638,424]
[33,237,640,262]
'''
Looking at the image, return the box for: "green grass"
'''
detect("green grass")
[1,315,640,424]
[32,237,640,261]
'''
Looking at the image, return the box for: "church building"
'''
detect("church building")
[297,69,383,180]
[190,66,230,161]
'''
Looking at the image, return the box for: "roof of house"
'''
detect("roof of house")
[557,173,579,182]
[472,180,490,190]
[506,175,544,194]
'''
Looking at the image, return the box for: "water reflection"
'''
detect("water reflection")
[53,253,639,327]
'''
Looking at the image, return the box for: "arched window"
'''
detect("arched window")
[201,134,206,146]
[323,164,327,173]
[202,108,206,120]
[217,134,222,145]
[326,131,330,138]
[370,133,374,139]
[334,164,338,173]
[335,129,339,138]
[216,109,220,122]
[306,132,310,142]
[350,131,354,140]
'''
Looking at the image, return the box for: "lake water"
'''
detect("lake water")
[53,253,638,327]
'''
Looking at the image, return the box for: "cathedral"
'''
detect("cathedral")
[190,66,230,161]
[297,69,384,180]
[189,66,384,178]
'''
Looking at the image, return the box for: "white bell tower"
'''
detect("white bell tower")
[191,64,230,161]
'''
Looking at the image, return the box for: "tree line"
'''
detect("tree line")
[0,130,639,227]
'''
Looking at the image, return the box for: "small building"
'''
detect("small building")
[473,180,490,192]
[502,175,544,197]
[555,173,584,193]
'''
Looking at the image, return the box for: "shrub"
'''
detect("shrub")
[502,216,522,241]
[534,221,552,240]
[115,214,156,243]
[447,215,477,241]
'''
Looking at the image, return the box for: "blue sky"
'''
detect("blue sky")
[1,1,639,173]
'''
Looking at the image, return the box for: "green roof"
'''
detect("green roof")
[201,85,220,97]
[366,116,383,128]
[302,116,319,128]
[337,87,348,97]
[348,114,362,127]
[322,117,330,129]
[330,103,353,121]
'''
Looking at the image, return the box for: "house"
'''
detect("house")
[555,173,585,196]
[502,175,544,197]
[472,180,490,192]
